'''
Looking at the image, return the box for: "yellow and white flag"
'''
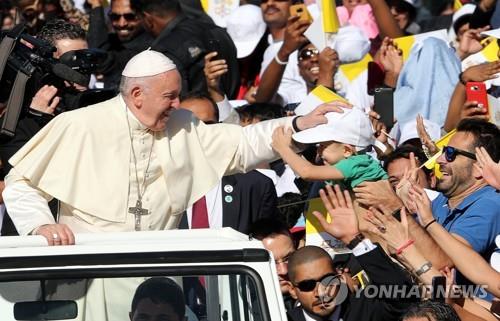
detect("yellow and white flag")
[294,85,348,116]
[200,0,239,27]
[394,29,449,61]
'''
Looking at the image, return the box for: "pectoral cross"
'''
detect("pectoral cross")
[129,200,149,231]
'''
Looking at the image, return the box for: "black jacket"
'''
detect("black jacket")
[151,14,239,98]
[287,245,418,321]
[179,170,277,234]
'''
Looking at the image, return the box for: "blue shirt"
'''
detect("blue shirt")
[432,186,500,261]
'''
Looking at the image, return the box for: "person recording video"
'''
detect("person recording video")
[0,19,89,235]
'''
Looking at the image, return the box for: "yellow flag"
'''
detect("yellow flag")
[305,198,328,234]
[423,129,457,178]
[481,39,500,62]
[201,0,209,12]
[311,85,348,103]
[454,0,463,11]
[339,54,373,82]
[321,0,340,33]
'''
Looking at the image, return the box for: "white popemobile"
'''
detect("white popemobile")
[0,228,287,321]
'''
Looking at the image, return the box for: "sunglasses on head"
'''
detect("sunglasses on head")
[108,12,137,22]
[294,273,340,292]
[299,48,319,61]
[442,146,476,162]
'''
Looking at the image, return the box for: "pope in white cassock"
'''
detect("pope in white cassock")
[2,50,350,245]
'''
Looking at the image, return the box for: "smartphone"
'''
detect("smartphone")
[465,82,489,113]
[373,87,394,129]
[289,4,312,23]
[367,62,385,95]
[431,276,446,303]
[206,39,221,59]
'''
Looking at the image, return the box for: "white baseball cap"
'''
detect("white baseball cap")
[226,5,267,59]
[292,108,375,150]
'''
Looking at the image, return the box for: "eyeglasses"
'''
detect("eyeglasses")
[293,273,341,292]
[299,48,319,61]
[442,146,476,162]
[108,12,137,22]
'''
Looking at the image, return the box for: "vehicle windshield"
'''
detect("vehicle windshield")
[0,269,267,321]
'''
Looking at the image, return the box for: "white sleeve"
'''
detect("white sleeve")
[216,96,234,122]
[225,116,294,174]
[2,169,56,235]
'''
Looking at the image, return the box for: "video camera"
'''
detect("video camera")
[0,23,115,137]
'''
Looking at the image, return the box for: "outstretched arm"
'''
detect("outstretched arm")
[271,127,344,181]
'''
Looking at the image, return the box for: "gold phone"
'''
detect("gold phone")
[289,4,312,23]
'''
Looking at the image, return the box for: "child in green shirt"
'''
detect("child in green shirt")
[272,107,387,189]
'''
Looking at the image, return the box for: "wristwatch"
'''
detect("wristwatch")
[415,262,432,276]
[346,234,365,250]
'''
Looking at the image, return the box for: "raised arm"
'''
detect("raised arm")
[271,126,344,181]
[254,16,309,103]
[366,0,404,39]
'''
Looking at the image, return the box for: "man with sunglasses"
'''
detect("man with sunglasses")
[425,118,500,283]
[87,0,153,89]
[287,245,417,321]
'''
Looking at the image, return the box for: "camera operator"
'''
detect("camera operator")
[0,19,88,235]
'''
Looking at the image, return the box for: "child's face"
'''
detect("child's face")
[317,141,353,165]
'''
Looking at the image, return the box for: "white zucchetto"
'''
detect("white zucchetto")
[122,50,177,78]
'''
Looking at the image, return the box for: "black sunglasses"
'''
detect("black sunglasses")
[299,48,319,61]
[108,12,137,22]
[294,273,340,292]
[443,146,476,162]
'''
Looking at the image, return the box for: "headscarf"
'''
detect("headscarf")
[394,37,461,127]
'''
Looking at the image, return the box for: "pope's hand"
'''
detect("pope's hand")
[35,224,75,246]
[295,100,352,131]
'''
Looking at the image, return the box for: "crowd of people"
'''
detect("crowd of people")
[0,0,499,320]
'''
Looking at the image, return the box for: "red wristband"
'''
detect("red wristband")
[396,239,415,255]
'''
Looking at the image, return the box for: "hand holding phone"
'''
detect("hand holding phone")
[373,87,394,129]
[289,4,312,24]
[465,82,489,115]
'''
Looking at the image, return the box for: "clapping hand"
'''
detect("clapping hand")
[378,37,403,75]
[395,152,419,213]
[474,146,500,189]
[417,114,439,157]
[312,185,360,244]
[408,184,434,227]
[364,206,410,255]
